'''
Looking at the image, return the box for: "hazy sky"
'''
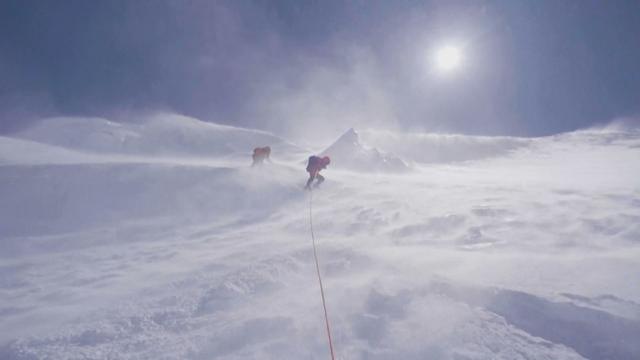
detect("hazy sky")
[1,0,639,138]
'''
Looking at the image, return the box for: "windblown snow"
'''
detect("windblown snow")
[1,115,639,360]
[321,128,407,172]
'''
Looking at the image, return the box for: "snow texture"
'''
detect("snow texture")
[320,128,407,172]
[1,114,640,359]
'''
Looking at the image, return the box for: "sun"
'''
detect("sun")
[433,45,463,73]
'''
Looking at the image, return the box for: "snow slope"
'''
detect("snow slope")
[1,116,640,359]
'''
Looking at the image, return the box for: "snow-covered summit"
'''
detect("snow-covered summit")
[320,128,407,172]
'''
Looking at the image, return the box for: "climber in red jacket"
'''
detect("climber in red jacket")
[305,155,330,190]
[251,146,271,166]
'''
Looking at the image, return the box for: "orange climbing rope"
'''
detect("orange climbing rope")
[309,189,336,360]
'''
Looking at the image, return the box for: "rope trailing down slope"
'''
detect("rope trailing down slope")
[309,189,336,360]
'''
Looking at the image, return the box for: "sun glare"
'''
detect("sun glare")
[433,45,462,73]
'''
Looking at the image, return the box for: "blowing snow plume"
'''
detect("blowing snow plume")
[359,129,531,164]
[3,0,640,358]
[2,115,640,359]
[14,114,303,160]
[320,128,407,172]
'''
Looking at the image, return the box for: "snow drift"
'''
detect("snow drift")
[1,115,640,359]
[0,162,301,241]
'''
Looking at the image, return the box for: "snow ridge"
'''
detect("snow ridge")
[15,114,302,159]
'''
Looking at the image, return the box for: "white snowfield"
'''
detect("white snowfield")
[1,115,639,360]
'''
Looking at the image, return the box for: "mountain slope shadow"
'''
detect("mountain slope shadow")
[432,282,640,360]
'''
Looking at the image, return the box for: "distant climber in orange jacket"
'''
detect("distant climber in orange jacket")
[305,155,330,190]
[251,146,271,166]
